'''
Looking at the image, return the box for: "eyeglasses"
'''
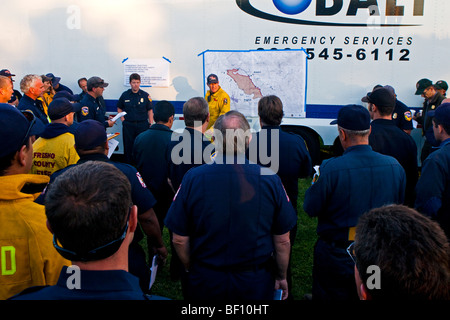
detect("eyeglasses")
[53,208,131,262]
[19,110,36,148]
[347,242,357,265]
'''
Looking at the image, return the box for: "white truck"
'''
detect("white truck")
[3,0,449,163]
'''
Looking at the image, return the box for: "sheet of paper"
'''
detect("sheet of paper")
[107,138,119,158]
[149,254,158,290]
[111,111,127,123]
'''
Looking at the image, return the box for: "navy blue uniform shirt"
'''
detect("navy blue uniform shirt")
[166,127,214,191]
[10,267,148,300]
[415,138,450,238]
[247,125,312,211]
[164,154,297,268]
[18,95,49,125]
[392,99,413,132]
[369,119,418,206]
[78,93,108,128]
[133,123,173,193]
[117,89,152,122]
[304,145,406,242]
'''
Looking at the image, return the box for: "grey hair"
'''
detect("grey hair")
[20,74,41,94]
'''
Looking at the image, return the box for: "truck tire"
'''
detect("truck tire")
[281,126,321,165]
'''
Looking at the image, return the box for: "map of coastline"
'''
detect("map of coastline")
[226,69,263,99]
[203,50,307,117]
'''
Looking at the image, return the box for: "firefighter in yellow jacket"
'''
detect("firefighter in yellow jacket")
[31,98,80,177]
[0,104,69,300]
[205,74,230,130]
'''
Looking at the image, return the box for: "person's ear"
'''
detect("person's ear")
[128,205,138,233]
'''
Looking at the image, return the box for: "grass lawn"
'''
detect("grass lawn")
[144,178,318,300]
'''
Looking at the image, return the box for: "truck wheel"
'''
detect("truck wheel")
[282,126,321,165]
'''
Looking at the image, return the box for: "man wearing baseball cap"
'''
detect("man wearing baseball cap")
[31,98,80,177]
[414,78,445,163]
[45,73,73,95]
[434,80,448,97]
[304,104,406,301]
[77,76,115,128]
[0,69,22,106]
[415,102,450,240]
[205,73,230,130]
[0,103,69,299]
[362,86,418,207]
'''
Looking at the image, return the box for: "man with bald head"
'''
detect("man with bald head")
[165,110,297,301]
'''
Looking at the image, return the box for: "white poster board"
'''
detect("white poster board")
[123,58,170,87]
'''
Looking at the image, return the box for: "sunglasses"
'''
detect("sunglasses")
[347,242,357,265]
[19,110,36,148]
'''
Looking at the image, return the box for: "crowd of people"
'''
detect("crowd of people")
[0,68,449,301]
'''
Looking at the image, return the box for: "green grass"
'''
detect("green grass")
[143,178,318,300]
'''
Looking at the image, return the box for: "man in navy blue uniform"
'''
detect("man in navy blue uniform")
[165,97,213,280]
[247,95,312,299]
[77,76,115,128]
[166,97,213,192]
[165,111,297,300]
[304,104,406,301]
[117,73,153,164]
[36,120,167,292]
[133,100,175,231]
[415,103,450,240]
[414,78,445,163]
[363,86,418,207]
[11,161,167,300]
[18,74,49,125]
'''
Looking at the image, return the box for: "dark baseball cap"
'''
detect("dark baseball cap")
[434,80,448,92]
[415,78,433,95]
[330,104,371,131]
[207,74,219,84]
[428,102,450,127]
[74,119,107,150]
[46,73,61,87]
[87,76,109,89]
[0,69,15,77]
[48,98,76,120]
[361,86,396,108]
[0,103,44,157]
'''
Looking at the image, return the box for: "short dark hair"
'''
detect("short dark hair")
[45,161,131,260]
[183,97,209,127]
[258,95,284,126]
[77,77,87,86]
[129,73,141,82]
[154,100,175,123]
[354,205,450,300]
[433,117,450,136]
[0,137,31,176]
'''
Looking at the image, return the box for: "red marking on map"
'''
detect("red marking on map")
[226,69,263,99]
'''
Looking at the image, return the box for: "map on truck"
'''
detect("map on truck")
[201,49,308,117]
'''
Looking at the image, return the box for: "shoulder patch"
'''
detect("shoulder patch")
[81,106,89,116]
[404,111,412,121]
[136,172,147,188]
